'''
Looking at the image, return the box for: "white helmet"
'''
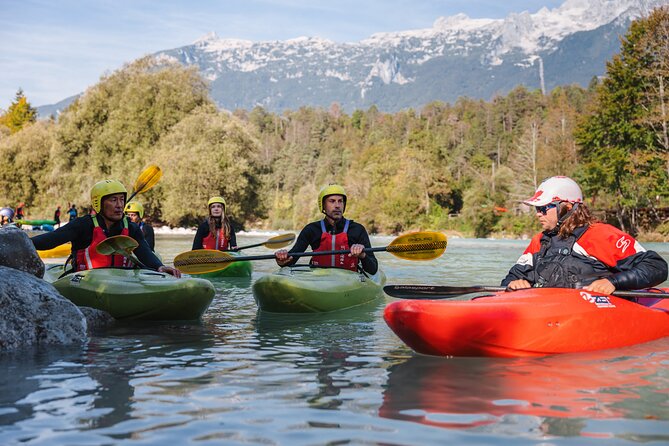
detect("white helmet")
[522,176,583,206]
[0,207,14,220]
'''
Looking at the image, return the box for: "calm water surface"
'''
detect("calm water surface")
[1,234,669,445]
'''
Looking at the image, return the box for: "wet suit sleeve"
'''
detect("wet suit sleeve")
[229,228,237,249]
[578,223,668,290]
[606,251,668,290]
[31,217,90,250]
[348,222,378,275]
[192,221,208,250]
[283,224,319,266]
[142,224,155,251]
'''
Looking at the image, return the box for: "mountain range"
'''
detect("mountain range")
[38,0,667,116]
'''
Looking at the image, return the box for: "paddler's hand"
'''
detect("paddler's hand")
[583,278,615,295]
[506,279,531,290]
[275,249,293,267]
[158,265,182,278]
[349,244,366,259]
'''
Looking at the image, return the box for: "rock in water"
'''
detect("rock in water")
[0,225,45,278]
[0,266,87,351]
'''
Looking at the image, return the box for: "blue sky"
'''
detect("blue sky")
[0,0,564,110]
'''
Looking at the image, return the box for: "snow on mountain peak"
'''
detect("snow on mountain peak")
[193,32,219,45]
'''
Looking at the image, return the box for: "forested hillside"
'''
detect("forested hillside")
[1,8,668,239]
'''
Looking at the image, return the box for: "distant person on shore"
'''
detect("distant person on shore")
[53,206,61,228]
[192,196,237,250]
[68,204,77,222]
[274,184,378,275]
[15,203,25,221]
[32,180,180,277]
[0,207,14,226]
[124,201,155,251]
[502,176,667,294]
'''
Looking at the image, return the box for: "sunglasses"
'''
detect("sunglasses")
[535,203,558,215]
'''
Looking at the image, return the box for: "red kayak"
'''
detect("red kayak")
[384,288,669,358]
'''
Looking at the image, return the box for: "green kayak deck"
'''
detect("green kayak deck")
[252,266,386,313]
[44,265,215,321]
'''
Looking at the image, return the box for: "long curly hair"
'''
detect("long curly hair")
[557,202,599,238]
[208,209,231,243]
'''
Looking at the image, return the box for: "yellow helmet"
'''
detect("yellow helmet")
[124,201,144,219]
[318,184,347,213]
[208,196,226,209]
[90,180,127,213]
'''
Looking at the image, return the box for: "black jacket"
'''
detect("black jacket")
[31,215,162,270]
[285,218,378,275]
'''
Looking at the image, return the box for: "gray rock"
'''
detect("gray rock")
[0,225,44,278]
[80,307,115,330]
[0,266,87,351]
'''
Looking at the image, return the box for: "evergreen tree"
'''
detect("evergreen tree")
[575,6,669,234]
[0,89,37,134]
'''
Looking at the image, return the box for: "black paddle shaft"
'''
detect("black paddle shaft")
[383,284,669,299]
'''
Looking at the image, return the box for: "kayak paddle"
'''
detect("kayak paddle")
[127,164,162,203]
[95,235,147,268]
[383,284,669,300]
[174,231,448,274]
[226,233,296,251]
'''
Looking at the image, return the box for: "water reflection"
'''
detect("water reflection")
[253,302,383,411]
[380,338,669,438]
[0,323,219,444]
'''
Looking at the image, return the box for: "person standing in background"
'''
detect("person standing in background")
[15,203,25,221]
[68,204,77,222]
[54,206,61,228]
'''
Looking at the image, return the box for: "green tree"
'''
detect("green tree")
[575,7,669,233]
[0,89,37,134]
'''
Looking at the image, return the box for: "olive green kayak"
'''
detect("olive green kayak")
[44,265,215,321]
[252,266,386,313]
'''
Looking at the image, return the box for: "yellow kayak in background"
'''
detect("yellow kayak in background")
[38,243,72,259]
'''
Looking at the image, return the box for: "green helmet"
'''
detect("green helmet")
[124,201,144,219]
[91,180,127,213]
[318,184,347,214]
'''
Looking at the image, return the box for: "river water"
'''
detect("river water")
[1,234,669,445]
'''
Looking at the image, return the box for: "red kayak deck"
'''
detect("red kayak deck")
[384,288,669,358]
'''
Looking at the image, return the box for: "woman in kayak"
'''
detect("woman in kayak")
[274,184,378,275]
[124,201,155,251]
[192,196,238,251]
[502,176,667,294]
[31,179,180,277]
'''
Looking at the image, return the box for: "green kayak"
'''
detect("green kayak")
[16,219,56,226]
[188,251,253,278]
[252,266,386,313]
[44,265,215,321]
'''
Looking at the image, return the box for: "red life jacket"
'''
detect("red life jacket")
[202,225,230,250]
[310,219,358,271]
[74,216,131,271]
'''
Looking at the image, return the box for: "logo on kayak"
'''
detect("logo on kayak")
[580,291,615,308]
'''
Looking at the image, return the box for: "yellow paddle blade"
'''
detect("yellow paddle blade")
[174,249,236,274]
[133,165,162,195]
[263,233,296,249]
[95,235,139,256]
[386,231,447,260]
